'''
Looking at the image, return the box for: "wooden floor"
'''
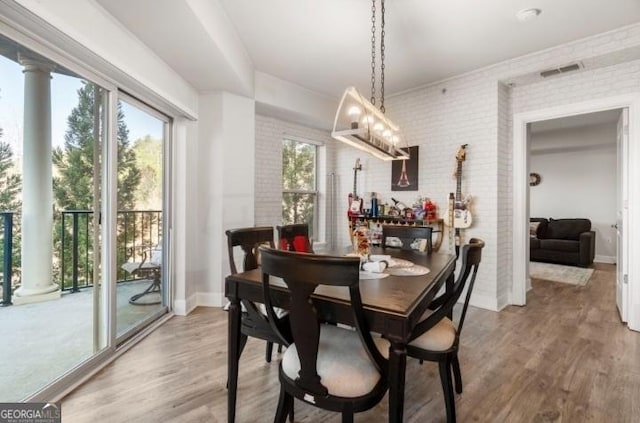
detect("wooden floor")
[63,263,640,422]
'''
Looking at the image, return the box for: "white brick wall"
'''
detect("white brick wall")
[252,24,640,312]
[329,23,640,311]
[254,114,336,244]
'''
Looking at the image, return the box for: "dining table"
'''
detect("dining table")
[225,247,457,423]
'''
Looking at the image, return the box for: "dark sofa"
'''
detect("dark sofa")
[530,218,595,267]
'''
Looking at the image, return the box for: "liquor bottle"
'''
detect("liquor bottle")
[370,192,378,217]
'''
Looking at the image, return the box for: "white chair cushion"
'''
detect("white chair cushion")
[150,245,162,264]
[258,304,289,319]
[282,324,389,398]
[408,317,456,352]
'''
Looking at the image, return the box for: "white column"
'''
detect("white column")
[13,57,60,305]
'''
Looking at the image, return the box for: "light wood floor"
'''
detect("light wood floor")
[63,263,640,422]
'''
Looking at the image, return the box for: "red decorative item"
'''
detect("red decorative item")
[424,199,437,223]
[279,235,313,253]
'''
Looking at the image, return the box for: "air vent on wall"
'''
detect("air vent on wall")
[540,62,582,78]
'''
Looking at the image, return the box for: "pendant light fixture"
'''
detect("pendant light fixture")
[332,0,409,161]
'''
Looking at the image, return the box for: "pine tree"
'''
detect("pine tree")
[0,137,21,212]
[53,82,140,210]
[52,82,141,287]
[0,128,22,289]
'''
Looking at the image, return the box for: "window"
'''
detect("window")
[282,139,317,236]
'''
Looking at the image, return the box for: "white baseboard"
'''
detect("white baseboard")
[595,255,616,264]
[467,292,503,312]
[196,292,225,308]
[173,293,198,316]
[175,292,224,313]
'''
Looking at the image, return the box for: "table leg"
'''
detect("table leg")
[228,298,241,423]
[388,340,407,423]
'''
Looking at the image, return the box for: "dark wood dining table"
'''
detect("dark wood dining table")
[225,248,457,423]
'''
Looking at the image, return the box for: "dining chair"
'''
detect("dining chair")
[406,238,485,423]
[225,227,290,364]
[276,223,314,253]
[381,224,433,252]
[259,247,389,423]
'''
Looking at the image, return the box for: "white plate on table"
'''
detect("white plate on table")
[359,272,390,280]
[387,258,414,268]
[386,265,430,276]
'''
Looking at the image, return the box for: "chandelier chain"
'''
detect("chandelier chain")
[380,0,386,113]
[370,0,376,105]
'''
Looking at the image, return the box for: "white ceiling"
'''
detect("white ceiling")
[97,0,640,98]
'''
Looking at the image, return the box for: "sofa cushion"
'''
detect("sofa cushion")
[530,218,548,238]
[530,238,541,250]
[539,239,580,253]
[546,218,591,241]
[530,221,540,238]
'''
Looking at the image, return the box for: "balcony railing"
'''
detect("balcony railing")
[0,212,14,306]
[0,210,162,305]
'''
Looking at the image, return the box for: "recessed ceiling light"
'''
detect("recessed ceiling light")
[516,8,542,22]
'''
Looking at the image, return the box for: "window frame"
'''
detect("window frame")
[282,137,319,237]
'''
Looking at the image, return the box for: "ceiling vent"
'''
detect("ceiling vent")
[540,62,582,78]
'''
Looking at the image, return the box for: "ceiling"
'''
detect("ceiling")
[97,0,640,98]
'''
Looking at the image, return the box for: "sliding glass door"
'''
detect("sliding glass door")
[116,96,169,341]
[0,35,108,400]
[0,29,171,401]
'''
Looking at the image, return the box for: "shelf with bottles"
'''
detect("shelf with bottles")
[349,215,444,251]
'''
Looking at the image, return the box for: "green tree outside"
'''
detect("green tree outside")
[52,82,141,287]
[0,139,21,212]
[282,139,316,235]
[0,127,22,290]
[132,135,163,210]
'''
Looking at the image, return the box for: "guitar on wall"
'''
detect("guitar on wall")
[348,158,363,218]
[444,144,473,255]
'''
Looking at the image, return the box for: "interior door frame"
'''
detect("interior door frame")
[512,93,640,331]
[617,109,629,322]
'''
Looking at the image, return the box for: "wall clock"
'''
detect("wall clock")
[529,172,541,186]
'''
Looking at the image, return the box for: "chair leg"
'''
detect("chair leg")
[278,344,283,353]
[439,357,456,423]
[341,411,354,423]
[266,341,274,363]
[238,334,249,357]
[274,386,293,423]
[452,354,463,394]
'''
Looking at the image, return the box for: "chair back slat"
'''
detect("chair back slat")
[276,223,314,253]
[226,226,274,274]
[409,238,484,342]
[456,238,483,335]
[259,247,386,396]
[381,225,433,252]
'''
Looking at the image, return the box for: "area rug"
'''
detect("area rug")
[529,262,594,286]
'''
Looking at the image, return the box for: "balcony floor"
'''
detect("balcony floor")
[0,280,163,401]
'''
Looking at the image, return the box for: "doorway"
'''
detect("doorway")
[511,94,640,331]
[527,110,621,305]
